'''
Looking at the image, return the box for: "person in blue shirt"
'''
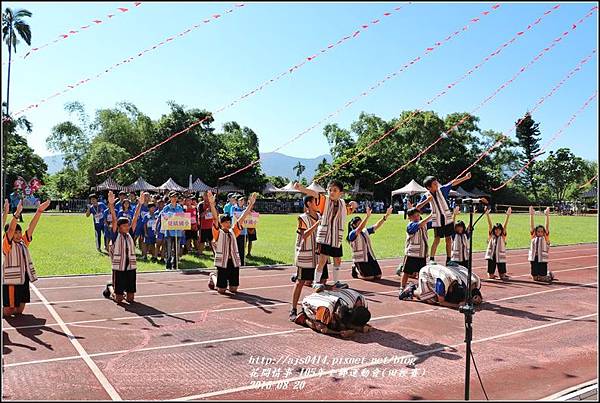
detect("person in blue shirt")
[114,191,127,213]
[155,198,166,263]
[85,193,107,252]
[159,191,184,270]
[133,195,148,254]
[231,196,249,266]
[415,172,471,264]
[102,206,115,253]
[223,193,238,217]
[118,200,134,221]
[142,202,158,262]
[347,205,393,280]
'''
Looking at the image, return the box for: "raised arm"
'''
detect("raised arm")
[206,191,219,227]
[3,199,9,230]
[85,203,92,217]
[503,207,512,233]
[450,171,472,187]
[544,207,550,235]
[131,192,146,230]
[415,194,432,212]
[27,200,51,237]
[529,206,535,234]
[419,214,433,229]
[108,191,118,233]
[5,201,23,241]
[354,208,372,236]
[236,193,257,226]
[293,182,318,199]
[373,206,393,231]
[485,206,492,233]
[452,205,460,223]
[301,219,321,240]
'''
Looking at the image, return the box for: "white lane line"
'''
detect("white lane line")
[7,280,596,368]
[26,254,598,306]
[5,265,596,332]
[170,312,599,401]
[29,283,122,401]
[35,246,598,289]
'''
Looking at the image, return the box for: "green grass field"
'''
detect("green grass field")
[12,211,598,276]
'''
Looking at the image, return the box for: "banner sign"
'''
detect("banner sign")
[161,212,191,231]
[233,211,260,228]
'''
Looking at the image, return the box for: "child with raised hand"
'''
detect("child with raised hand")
[3,199,10,231]
[347,205,393,280]
[294,180,358,292]
[206,191,257,294]
[103,191,145,303]
[484,206,512,281]
[451,206,471,268]
[3,199,51,317]
[400,207,433,290]
[529,206,554,283]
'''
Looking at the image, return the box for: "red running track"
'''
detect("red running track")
[2,243,597,400]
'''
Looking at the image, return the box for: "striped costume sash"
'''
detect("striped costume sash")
[295,213,319,269]
[405,226,428,258]
[484,234,507,263]
[110,233,137,271]
[3,239,37,285]
[301,289,367,325]
[528,236,549,263]
[451,233,470,262]
[214,228,242,268]
[316,198,346,248]
[351,229,376,263]
[426,189,453,228]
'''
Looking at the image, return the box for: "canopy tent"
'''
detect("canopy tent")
[158,178,187,192]
[581,187,597,199]
[349,179,373,196]
[277,181,301,193]
[391,179,427,197]
[125,177,157,192]
[217,182,244,194]
[307,181,326,194]
[470,187,491,198]
[262,183,281,194]
[94,177,124,191]
[190,178,214,193]
[454,186,477,198]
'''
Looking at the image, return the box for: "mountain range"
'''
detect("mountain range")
[43,152,332,180]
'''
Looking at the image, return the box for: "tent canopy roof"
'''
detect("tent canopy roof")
[125,177,157,192]
[391,179,427,197]
[94,177,124,191]
[307,181,326,193]
[158,178,186,191]
[190,178,214,192]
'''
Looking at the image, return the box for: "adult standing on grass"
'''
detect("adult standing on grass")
[85,193,106,253]
[3,199,51,317]
[159,191,184,270]
[197,193,215,255]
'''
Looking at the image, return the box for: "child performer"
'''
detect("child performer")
[529,206,554,283]
[400,208,433,289]
[347,205,393,280]
[294,181,358,292]
[289,195,330,321]
[3,200,50,317]
[206,191,256,294]
[415,172,472,264]
[103,191,144,303]
[451,206,470,268]
[484,206,512,280]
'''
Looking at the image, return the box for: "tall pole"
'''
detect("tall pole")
[6,26,13,115]
[464,202,474,400]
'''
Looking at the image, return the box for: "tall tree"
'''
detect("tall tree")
[535,148,587,203]
[515,112,542,202]
[2,7,32,115]
[293,161,305,180]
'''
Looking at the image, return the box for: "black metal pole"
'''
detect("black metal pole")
[464,203,475,400]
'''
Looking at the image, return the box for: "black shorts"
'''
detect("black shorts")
[113,269,137,295]
[247,228,257,242]
[530,258,548,276]
[185,230,198,240]
[296,263,329,282]
[354,254,382,277]
[3,275,30,308]
[403,256,426,274]
[487,259,507,274]
[216,259,240,288]
[434,223,455,238]
[318,243,343,258]
[199,229,213,242]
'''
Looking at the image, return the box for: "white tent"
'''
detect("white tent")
[94,177,124,191]
[277,181,301,193]
[307,181,326,194]
[190,178,214,193]
[125,177,158,192]
[391,179,427,197]
[262,183,281,194]
[158,178,187,191]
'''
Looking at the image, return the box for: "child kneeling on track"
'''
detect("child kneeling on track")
[290,195,330,321]
[484,206,512,281]
[398,262,482,307]
[451,206,471,269]
[103,191,145,303]
[293,288,372,338]
[347,205,393,280]
[529,206,555,283]
[3,200,50,317]
[399,208,433,289]
[206,191,257,294]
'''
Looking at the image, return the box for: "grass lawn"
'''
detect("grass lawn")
[12,211,598,277]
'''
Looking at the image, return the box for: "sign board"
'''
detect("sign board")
[161,212,191,231]
[232,211,260,228]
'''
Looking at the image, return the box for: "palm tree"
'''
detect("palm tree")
[293,161,305,180]
[2,7,32,115]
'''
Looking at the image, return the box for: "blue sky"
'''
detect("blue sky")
[2,1,598,163]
